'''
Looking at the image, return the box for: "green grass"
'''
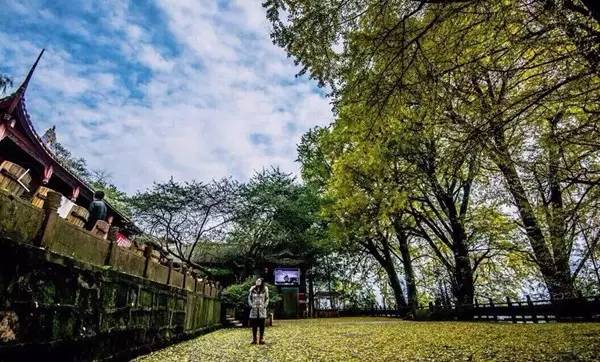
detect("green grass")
[137,317,600,361]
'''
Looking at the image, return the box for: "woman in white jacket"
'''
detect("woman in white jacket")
[248,277,269,344]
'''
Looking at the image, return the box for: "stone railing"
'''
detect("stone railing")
[0,189,221,360]
[0,188,218,296]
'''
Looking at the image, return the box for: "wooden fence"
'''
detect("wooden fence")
[332,295,600,323]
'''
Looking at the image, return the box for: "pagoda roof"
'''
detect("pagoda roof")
[0,50,138,232]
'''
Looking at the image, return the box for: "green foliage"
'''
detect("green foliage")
[90,178,131,217]
[312,253,382,310]
[297,127,333,190]
[127,178,241,274]
[271,0,600,301]
[226,168,332,276]
[220,277,281,310]
[50,141,92,181]
[204,267,235,279]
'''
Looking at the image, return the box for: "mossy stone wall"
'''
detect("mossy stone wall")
[0,238,221,360]
[0,189,221,360]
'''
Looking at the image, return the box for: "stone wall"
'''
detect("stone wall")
[0,190,221,360]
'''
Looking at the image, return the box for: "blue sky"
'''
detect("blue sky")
[0,0,332,192]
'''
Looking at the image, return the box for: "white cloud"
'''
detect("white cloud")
[138,45,175,72]
[1,0,332,193]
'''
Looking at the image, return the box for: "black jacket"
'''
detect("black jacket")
[86,199,107,229]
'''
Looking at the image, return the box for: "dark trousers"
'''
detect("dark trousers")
[85,217,98,231]
[250,318,265,340]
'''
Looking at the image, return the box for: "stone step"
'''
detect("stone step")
[223,318,244,328]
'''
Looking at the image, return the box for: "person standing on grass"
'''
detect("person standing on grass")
[248,277,269,344]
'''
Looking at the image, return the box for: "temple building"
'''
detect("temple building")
[0,50,137,236]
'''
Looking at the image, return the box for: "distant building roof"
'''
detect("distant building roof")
[0,50,139,233]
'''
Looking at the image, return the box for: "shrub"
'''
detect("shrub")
[221,277,281,310]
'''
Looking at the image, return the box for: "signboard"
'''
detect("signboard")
[274,268,300,286]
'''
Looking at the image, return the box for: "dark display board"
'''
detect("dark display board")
[274,267,300,286]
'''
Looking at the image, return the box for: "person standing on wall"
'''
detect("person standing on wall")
[248,277,269,345]
[85,190,107,231]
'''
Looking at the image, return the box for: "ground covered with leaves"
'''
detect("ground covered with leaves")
[138,317,600,361]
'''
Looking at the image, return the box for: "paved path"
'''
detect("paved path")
[138,317,600,361]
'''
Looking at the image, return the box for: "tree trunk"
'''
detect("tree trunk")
[452,239,475,320]
[392,219,418,314]
[491,130,576,299]
[363,238,408,310]
[447,209,475,306]
[381,238,408,309]
[453,243,474,304]
[546,115,575,299]
[440,190,475,308]
[421,152,477,308]
[413,206,475,308]
[382,260,408,310]
[308,270,315,317]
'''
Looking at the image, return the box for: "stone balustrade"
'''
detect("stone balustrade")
[0,188,222,360]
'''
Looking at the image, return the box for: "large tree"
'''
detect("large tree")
[127,178,241,274]
[299,119,419,311]
[226,168,329,279]
[426,4,600,298]
[268,0,600,299]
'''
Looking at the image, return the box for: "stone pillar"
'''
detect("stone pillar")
[167,260,173,285]
[143,244,153,278]
[104,226,119,266]
[199,280,205,296]
[36,190,61,247]
[44,190,61,212]
[108,226,119,242]
[192,272,198,292]
[182,266,188,289]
